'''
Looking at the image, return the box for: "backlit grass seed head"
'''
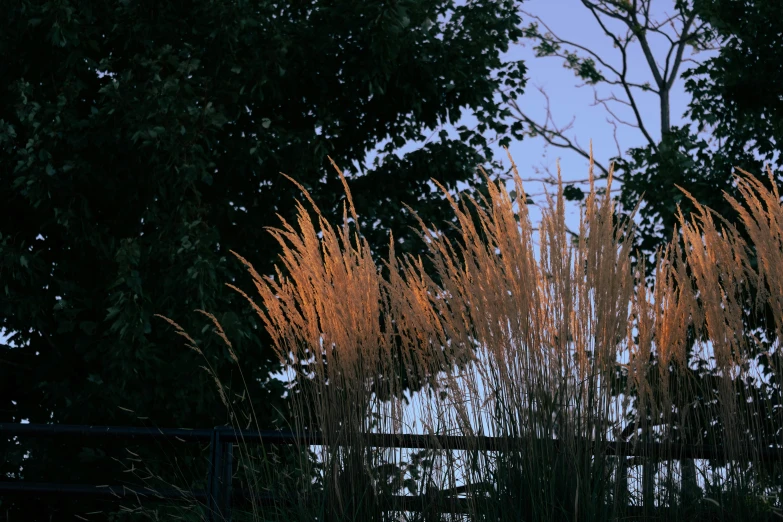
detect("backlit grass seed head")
[650,239,692,370]
[236,158,405,441]
[153,313,202,356]
[676,185,752,372]
[722,166,783,341]
[195,309,237,363]
[180,144,783,522]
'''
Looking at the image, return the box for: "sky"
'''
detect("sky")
[354,0,724,246]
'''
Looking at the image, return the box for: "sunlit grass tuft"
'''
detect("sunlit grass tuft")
[131,147,783,522]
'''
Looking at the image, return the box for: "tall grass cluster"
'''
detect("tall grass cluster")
[153,147,783,522]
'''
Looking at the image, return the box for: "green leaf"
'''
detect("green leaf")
[106,306,121,320]
[563,184,585,202]
[80,321,98,335]
[209,112,229,127]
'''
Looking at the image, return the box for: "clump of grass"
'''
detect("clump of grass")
[132,146,783,522]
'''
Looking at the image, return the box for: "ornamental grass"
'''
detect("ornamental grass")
[140,146,783,522]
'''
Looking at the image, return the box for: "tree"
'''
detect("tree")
[505,0,719,238]
[0,0,528,518]
[613,2,783,500]
[616,0,783,278]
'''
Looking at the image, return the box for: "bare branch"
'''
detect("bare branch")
[616,39,658,147]
[641,0,653,29]
[573,3,658,148]
[665,13,697,91]
[628,9,666,89]
[506,88,619,182]
[581,2,630,49]
[581,0,634,25]
[591,89,641,131]
[607,117,623,158]
[511,0,717,192]
[585,78,659,94]
[680,57,701,67]
[520,10,625,80]
[594,89,632,108]
[648,12,681,40]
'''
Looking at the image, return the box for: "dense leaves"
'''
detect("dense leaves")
[0,0,528,518]
[614,0,783,281]
[611,0,783,352]
[610,0,783,472]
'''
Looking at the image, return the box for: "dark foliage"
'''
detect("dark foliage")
[0,0,529,518]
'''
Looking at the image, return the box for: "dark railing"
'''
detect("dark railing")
[3,422,783,521]
[0,423,244,521]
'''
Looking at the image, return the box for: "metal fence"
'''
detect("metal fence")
[0,423,243,520]
[3,422,783,521]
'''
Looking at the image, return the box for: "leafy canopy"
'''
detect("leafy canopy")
[0,0,528,518]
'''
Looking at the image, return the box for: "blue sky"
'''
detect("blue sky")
[355,0,723,245]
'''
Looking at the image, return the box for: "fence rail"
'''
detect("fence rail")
[3,422,783,521]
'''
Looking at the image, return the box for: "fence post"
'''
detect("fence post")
[207,426,234,522]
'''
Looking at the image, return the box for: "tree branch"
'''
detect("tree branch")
[520,10,625,81]
[507,87,618,182]
[511,0,717,195]
[665,13,697,92]
[580,2,658,147]
[591,89,640,131]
